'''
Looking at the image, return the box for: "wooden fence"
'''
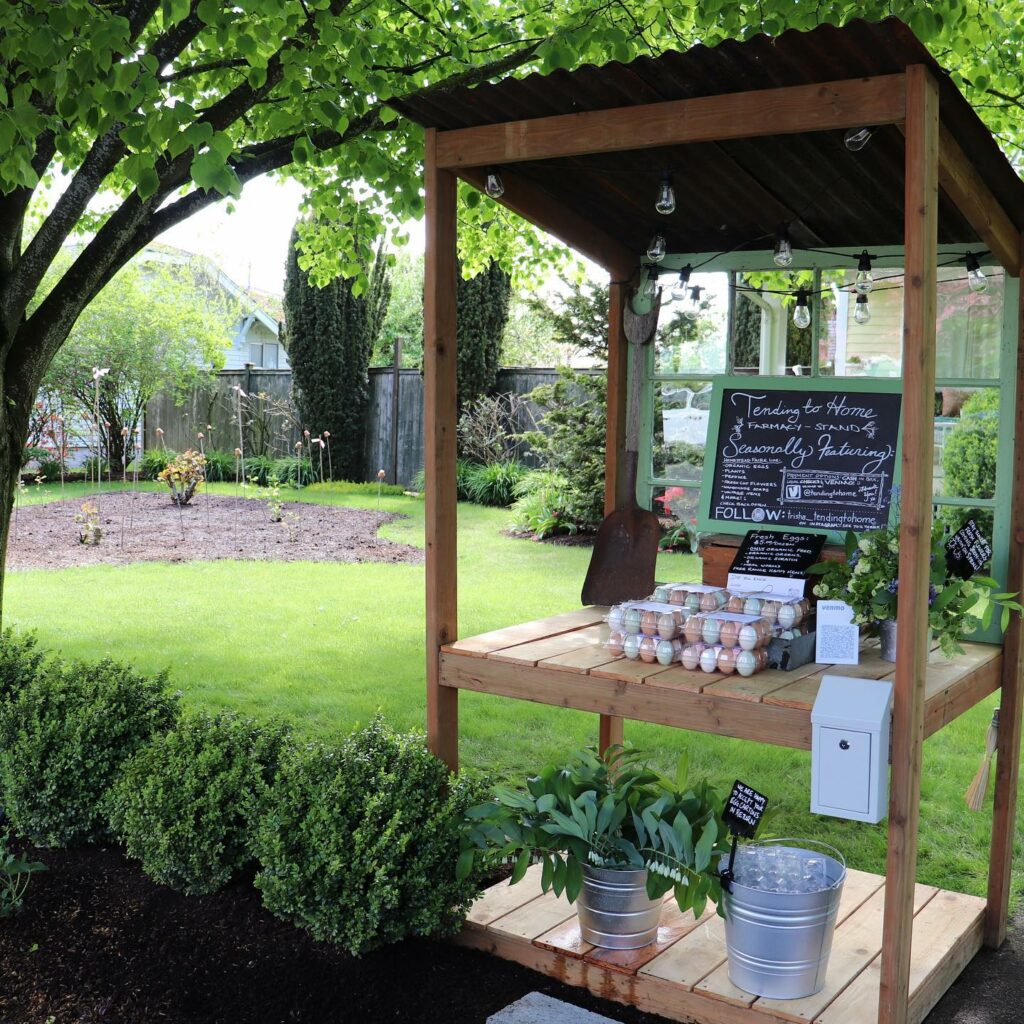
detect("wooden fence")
[145,366,564,485]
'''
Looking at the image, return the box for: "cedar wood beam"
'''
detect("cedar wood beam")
[878,63,939,1024]
[457,166,634,279]
[937,125,1021,276]
[435,75,907,169]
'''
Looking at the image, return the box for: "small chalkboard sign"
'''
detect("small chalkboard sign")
[945,519,993,579]
[723,780,768,838]
[731,530,826,580]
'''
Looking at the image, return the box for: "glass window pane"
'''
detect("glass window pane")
[935,504,994,562]
[651,484,700,535]
[654,271,728,374]
[933,387,999,501]
[936,265,1002,380]
[652,380,709,480]
[249,342,263,366]
[819,269,902,377]
[263,343,279,369]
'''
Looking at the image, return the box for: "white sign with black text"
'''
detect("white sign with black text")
[815,600,860,665]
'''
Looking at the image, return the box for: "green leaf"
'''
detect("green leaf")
[694,819,717,873]
[541,854,553,892]
[456,848,475,881]
[675,751,689,791]
[565,856,583,903]
[510,848,531,884]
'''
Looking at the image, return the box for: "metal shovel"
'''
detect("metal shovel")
[581,291,661,606]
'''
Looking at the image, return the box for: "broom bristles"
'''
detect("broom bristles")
[965,709,1000,812]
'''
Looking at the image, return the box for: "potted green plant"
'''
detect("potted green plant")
[809,522,1020,661]
[457,746,728,949]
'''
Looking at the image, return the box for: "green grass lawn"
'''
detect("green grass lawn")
[3,480,1018,900]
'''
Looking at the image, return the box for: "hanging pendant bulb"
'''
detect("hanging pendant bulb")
[684,285,704,321]
[844,127,874,152]
[773,224,793,268]
[854,292,872,325]
[484,168,504,199]
[647,231,667,263]
[793,289,811,330]
[655,171,676,215]
[965,252,987,294]
[855,250,874,294]
[644,273,659,298]
[671,265,692,302]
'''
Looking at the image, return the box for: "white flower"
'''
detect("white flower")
[854,559,871,575]
[858,539,872,553]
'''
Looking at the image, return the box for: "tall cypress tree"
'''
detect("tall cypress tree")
[283,226,390,480]
[456,259,512,410]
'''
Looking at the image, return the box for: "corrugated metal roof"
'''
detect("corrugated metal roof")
[393,19,1024,261]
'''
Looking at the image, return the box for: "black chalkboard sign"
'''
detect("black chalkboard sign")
[723,780,768,838]
[945,519,992,579]
[705,386,902,533]
[731,530,826,580]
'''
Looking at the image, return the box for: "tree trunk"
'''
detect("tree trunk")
[0,391,31,627]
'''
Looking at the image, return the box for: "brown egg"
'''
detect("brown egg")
[639,636,659,663]
[669,587,687,606]
[640,610,660,637]
[683,614,705,644]
[717,646,739,674]
[607,631,624,656]
[726,595,746,613]
[760,600,781,624]
[657,612,679,640]
[719,619,740,648]
[681,643,705,670]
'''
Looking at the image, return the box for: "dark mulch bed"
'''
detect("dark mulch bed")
[7,492,422,570]
[0,844,674,1024]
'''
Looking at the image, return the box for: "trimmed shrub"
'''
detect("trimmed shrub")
[107,712,290,895]
[462,460,529,507]
[251,717,486,955]
[0,659,180,846]
[0,629,46,705]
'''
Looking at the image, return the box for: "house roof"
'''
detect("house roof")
[393,19,1024,264]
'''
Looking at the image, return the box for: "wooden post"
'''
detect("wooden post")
[424,128,459,772]
[985,233,1024,947]
[599,278,630,752]
[878,64,939,1024]
[390,336,402,484]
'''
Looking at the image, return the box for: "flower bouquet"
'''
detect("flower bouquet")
[809,522,1020,658]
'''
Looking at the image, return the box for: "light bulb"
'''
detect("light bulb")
[844,127,873,152]
[854,293,872,324]
[684,285,703,321]
[773,225,793,268]
[671,265,692,302]
[855,250,874,294]
[793,290,811,330]
[965,252,987,294]
[655,172,676,215]
[647,232,667,263]
[484,168,504,199]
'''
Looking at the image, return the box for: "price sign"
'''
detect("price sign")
[723,780,768,838]
[731,530,827,579]
[945,519,993,579]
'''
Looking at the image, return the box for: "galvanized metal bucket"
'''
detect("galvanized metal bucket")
[723,839,847,1000]
[577,865,662,949]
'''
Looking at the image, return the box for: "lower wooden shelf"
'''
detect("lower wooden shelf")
[440,608,1002,750]
[457,868,985,1024]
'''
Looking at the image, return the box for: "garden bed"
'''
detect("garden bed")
[0,844,672,1024]
[6,491,422,570]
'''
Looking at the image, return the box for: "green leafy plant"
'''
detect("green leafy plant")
[200,448,237,483]
[157,448,206,505]
[940,389,998,537]
[106,712,290,895]
[459,746,728,918]
[74,500,102,545]
[0,629,46,705]
[463,460,529,507]
[810,523,1022,657]
[139,448,176,480]
[250,716,487,955]
[411,458,477,500]
[0,831,45,918]
[0,658,180,846]
[520,370,606,532]
[510,470,579,538]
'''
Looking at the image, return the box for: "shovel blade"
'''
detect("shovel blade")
[580,505,661,606]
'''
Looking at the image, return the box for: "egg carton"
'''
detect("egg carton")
[723,593,811,629]
[681,643,768,677]
[607,601,689,640]
[607,631,682,666]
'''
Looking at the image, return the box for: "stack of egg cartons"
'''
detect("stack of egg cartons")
[606,600,688,666]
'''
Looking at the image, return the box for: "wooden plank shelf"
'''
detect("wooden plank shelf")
[457,871,985,1024]
[440,610,1002,750]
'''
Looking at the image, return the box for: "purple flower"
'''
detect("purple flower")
[850,550,861,566]
[928,584,938,606]
[887,579,899,594]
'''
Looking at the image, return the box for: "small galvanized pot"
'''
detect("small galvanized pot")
[879,618,898,662]
[576,865,662,949]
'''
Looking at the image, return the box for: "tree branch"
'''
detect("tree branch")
[159,57,249,82]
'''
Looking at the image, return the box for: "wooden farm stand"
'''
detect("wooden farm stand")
[394,19,1024,1024]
